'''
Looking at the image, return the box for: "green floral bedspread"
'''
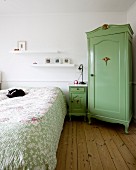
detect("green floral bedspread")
[0,87,67,170]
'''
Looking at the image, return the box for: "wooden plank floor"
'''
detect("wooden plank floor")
[56,117,136,170]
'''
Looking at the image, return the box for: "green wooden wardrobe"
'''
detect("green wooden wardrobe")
[86,24,133,133]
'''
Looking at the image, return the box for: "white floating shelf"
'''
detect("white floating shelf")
[9,50,61,54]
[31,64,75,67]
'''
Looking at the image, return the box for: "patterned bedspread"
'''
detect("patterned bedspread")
[0,87,67,170]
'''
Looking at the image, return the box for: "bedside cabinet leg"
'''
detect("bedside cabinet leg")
[69,115,71,121]
[88,118,91,124]
[84,116,86,122]
[88,115,91,124]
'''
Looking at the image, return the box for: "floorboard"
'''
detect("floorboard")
[56,118,136,170]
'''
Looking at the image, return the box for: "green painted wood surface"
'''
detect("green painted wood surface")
[86,24,133,133]
[69,86,87,118]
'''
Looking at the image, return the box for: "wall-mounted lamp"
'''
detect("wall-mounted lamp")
[78,64,86,84]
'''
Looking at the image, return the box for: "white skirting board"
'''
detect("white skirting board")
[1,80,73,88]
[0,72,1,82]
[0,72,1,89]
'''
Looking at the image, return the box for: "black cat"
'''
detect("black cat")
[7,89,25,98]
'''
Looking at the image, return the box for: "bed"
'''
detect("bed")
[0,87,67,170]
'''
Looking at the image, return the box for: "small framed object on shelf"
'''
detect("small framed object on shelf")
[45,58,51,64]
[55,58,61,64]
[63,58,70,64]
[18,41,26,51]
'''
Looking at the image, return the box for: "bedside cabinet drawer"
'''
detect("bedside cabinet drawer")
[70,87,84,92]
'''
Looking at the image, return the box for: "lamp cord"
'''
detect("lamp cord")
[77,72,82,81]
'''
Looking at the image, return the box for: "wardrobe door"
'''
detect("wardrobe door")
[88,33,126,120]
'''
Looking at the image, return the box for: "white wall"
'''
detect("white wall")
[0,12,126,100]
[127,2,136,120]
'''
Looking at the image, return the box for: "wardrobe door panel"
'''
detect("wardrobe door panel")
[89,33,125,119]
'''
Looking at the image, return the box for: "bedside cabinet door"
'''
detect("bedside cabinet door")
[70,93,86,113]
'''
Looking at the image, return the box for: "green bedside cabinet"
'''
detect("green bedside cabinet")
[86,24,133,133]
[69,85,88,120]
